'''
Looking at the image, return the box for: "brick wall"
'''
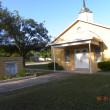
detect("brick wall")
[0,57,23,78]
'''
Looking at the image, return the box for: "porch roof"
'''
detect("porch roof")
[51,37,102,48]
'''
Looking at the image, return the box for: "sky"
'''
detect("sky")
[1,0,110,40]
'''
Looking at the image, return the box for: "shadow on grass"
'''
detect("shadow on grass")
[1,74,110,110]
[25,64,49,69]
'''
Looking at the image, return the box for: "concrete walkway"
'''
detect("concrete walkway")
[0,72,76,94]
[25,62,50,66]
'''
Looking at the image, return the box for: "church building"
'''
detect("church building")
[51,0,110,73]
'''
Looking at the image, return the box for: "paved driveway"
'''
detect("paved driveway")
[0,72,76,94]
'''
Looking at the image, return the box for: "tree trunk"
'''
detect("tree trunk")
[23,56,25,67]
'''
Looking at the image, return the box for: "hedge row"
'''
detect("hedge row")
[48,62,63,70]
[98,61,110,71]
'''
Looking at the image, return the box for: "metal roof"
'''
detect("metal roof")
[79,7,92,14]
[79,0,92,14]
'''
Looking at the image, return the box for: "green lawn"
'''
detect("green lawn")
[25,64,49,69]
[29,70,55,76]
[0,74,110,110]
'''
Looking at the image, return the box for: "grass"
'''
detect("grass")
[25,64,49,69]
[29,70,55,76]
[99,70,110,72]
[1,74,110,110]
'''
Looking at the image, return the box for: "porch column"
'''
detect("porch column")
[53,47,56,72]
[89,42,92,74]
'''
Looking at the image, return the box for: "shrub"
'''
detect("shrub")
[56,65,64,70]
[48,62,63,70]
[2,76,10,80]
[98,61,110,71]
[18,70,26,77]
[48,62,58,70]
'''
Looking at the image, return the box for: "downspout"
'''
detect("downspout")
[89,42,92,74]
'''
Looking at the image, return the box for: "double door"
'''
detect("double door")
[75,49,89,68]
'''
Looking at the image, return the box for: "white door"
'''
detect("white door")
[75,49,89,68]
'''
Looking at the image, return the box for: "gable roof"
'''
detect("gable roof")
[52,19,110,43]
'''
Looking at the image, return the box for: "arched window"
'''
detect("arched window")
[77,27,83,33]
[76,50,80,54]
[82,49,87,53]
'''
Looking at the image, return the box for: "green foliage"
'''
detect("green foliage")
[18,70,26,77]
[0,2,51,66]
[11,53,20,57]
[2,75,18,80]
[98,61,110,71]
[40,48,51,58]
[26,51,34,58]
[0,45,20,57]
[2,76,10,80]
[48,62,58,70]
[26,51,38,59]
[48,62,64,70]
[30,51,38,56]
[0,70,40,81]
[56,65,64,70]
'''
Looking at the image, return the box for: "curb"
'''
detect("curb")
[0,75,36,84]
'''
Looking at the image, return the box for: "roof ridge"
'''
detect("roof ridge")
[51,19,110,43]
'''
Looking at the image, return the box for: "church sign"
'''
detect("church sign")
[5,61,17,75]
[0,57,23,78]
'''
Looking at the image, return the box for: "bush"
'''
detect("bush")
[2,76,10,80]
[56,65,64,70]
[18,70,26,77]
[98,61,110,71]
[48,62,58,70]
[48,62,63,70]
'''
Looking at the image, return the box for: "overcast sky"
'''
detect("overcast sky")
[1,0,110,40]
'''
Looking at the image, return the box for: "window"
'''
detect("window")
[82,49,87,53]
[65,50,70,63]
[94,47,101,62]
[76,50,80,54]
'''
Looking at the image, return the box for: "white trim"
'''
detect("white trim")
[51,38,93,46]
[89,42,92,74]
[51,19,110,43]
[53,41,91,48]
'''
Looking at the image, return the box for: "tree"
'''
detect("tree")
[0,45,19,57]
[40,47,51,59]
[0,2,51,66]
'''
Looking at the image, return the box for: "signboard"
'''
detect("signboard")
[5,61,17,75]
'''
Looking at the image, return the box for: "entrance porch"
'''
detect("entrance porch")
[51,38,102,73]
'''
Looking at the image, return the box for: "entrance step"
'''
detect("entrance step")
[75,68,90,73]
